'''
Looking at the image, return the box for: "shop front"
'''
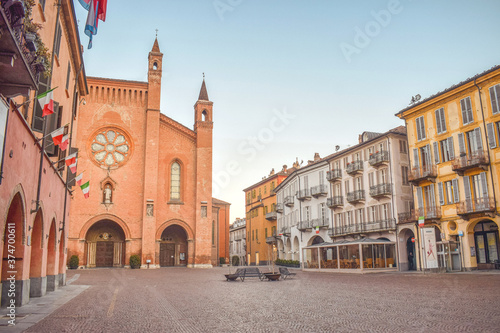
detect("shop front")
[302,238,397,272]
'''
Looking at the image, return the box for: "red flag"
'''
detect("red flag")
[59,134,69,151]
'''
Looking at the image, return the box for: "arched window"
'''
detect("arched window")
[170,162,181,200]
[202,110,207,121]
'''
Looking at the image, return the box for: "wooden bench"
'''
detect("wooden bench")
[241,267,264,281]
[279,267,296,280]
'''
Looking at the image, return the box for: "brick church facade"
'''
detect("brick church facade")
[67,39,229,268]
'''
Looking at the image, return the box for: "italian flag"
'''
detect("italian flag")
[50,127,65,146]
[80,181,90,199]
[75,172,84,186]
[37,87,56,117]
[59,134,69,151]
[65,153,78,173]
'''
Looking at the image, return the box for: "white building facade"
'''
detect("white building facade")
[275,126,413,271]
[229,218,246,266]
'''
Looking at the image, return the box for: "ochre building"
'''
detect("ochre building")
[68,39,229,268]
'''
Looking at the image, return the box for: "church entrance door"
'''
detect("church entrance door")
[96,242,114,267]
[159,224,188,266]
[160,243,175,266]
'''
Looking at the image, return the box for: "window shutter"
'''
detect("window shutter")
[438,182,444,206]
[447,137,455,160]
[480,172,489,198]
[440,109,446,133]
[466,97,474,123]
[429,184,436,207]
[425,144,432,166]
[435,109,442,133]
[433,142,440,164]
[486,123,497,148]
[452,178,460,203]
[463,176,471,201]
[458,133,466,155]
[460,99,468,124]
[474,128,483,151]
[413,148,420,168]
[416,117,422,141]
[416,187,424,209]
[420,117,426,140]
[490,85,500,114]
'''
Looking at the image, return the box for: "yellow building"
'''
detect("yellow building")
[243,168,290,266]
[396,65,500,271]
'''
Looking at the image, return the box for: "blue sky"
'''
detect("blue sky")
[75,0,500,222]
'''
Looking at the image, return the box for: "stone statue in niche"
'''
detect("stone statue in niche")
[103,184,112,203]
[146,204,154,216]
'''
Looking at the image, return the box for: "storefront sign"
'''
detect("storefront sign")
[422,227,438,269]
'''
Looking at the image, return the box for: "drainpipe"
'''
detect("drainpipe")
[473,78,498,214]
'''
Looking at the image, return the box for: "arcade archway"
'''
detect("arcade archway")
[85,220,126,268]
[159,225,188,267]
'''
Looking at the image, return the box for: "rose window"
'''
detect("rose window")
[90,129,131,168]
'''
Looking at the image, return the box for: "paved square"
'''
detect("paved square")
[16,269,500,332]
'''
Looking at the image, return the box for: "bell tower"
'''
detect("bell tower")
[142,38,163,267]
[194,76,214,267]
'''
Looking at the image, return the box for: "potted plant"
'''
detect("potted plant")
[68,255,79,269]
[129,255,141,269]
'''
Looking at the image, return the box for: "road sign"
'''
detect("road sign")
[411,237,415,243]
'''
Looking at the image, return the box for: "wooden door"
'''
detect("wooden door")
[160,243,175,266]
[96,242,114,267]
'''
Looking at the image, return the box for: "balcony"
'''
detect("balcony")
[311,184,328,198]
[284,195,294,207]
[416,206,441,223]
[298,220,312,231]
[0,1,40,95]
[297,189,311,201]
[280,226,291,236]
[408,165,437,185]
[266,233,278,244]
[327,169,342,182]
[311,217,330,229]
[456,197,495,218]
[369,183,392,198]
[346,160,363,175]
[346,190,365,204]
[398,210,417,224]
[368,150,390,167]
[328,219,396,237]
[327,196,343,209]
[276,203,283,213]
[452,151,489,176]
[265,211,277,221]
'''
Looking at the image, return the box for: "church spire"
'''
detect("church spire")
[198,74,209,101]
[151,37,160,53]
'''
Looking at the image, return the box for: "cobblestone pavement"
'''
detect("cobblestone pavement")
[11,268,500,332]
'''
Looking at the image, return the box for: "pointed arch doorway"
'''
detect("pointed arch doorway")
[159,225,188,267]
[85,220,126,268]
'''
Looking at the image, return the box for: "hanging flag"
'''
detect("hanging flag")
[78,0,107,49]
[50,126,65,146]
[80,180,90,199]
[65,152,77,166]
[37,87,57,117]
[315,226,320,234]
[75,172,84,186]
[69,158,78,174]
[59,134,70,151]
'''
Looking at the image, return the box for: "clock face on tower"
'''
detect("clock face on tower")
[89,127,132,169]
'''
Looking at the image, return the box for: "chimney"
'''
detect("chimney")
[314,152,320,161]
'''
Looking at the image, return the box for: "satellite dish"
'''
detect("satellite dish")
[335,145,340,151]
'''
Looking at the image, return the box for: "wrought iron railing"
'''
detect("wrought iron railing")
[456,197,495,215]
[368,150,390,167]
[346,160,364,174]
[327,169,342,182]
[369,183,392,197]
[311,184,328,197]
[346,190,365,203]
[327,196,343,208]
